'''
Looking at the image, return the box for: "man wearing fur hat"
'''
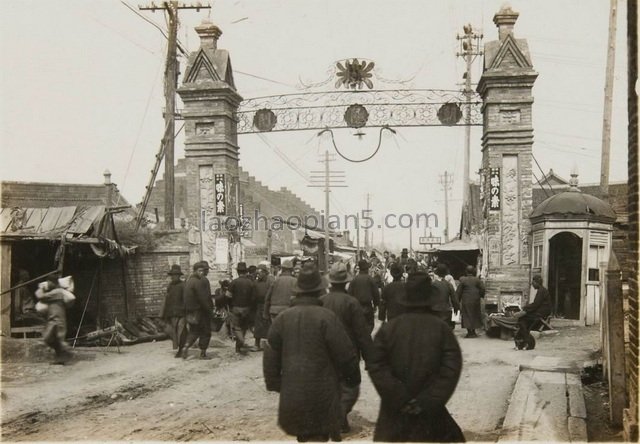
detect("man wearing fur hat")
[161,264,187,357]
[183,261,214,359]
[348,259,380,333]
[321,262,374,434]
[228,262,257,354]
[263,264,360,442]
[368,271,464,442]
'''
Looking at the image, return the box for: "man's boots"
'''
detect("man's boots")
[199,349,212,360]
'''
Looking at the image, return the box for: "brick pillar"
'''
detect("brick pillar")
[477,6,537,308]
[177,20,243,282]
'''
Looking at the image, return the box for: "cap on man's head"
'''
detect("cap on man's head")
[293,264,327,295]
[237,262,248,272]
[399,271,433,308]
[329,262,350,284]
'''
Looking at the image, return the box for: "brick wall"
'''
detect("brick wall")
[97,232,190,325]
[624,0,638,439]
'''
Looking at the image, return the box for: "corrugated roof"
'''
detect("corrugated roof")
[0,205,105,239]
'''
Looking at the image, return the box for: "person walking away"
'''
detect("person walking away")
[263,264,361,442]
[348,260,380,334]
[228,262,257,354]
[367,271,465,442]
[161,264,187,357]
[431,264,459,329]
[36,274,75,365]
[264,260,296,321]
[443,264,457,291]
[514,275,552,347]
[321,262,374,434]
[213,280,233,340]
[378,264,406,322]
[253,263,273,350]
[183,261,214,359]
[456,265,485,338]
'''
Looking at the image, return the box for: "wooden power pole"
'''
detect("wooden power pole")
[139,1,210,229]
[440,171,453,242]
[456,25,483,212]
[600,0,618,196]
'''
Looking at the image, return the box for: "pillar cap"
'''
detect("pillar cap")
[195,20,222,48]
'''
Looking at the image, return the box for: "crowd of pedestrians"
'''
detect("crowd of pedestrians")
[160,248,550,442]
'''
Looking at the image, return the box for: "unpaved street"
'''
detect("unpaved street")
[1,323,599,441]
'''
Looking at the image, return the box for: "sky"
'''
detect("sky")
[0,0,630,252]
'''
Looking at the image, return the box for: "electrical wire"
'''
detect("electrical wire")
[117,54,166,205]
[532,153,554,195]
[319,127,396,163]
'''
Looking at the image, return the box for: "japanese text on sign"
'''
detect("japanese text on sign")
[489,168,500,211]
[215,174,226,216]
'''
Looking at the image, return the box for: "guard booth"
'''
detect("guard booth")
[529,175,616,325]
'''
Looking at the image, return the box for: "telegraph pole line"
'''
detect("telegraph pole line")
[139,1,210,229]
[600,0,618,197]
[456,24,483,213]
[364,193,371,251]
[440,171,453,243]
[308,145,347,273]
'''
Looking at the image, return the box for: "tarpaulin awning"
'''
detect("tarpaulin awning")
[436,237,482,252]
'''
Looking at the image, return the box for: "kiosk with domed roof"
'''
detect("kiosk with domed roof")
[529,172,616,325]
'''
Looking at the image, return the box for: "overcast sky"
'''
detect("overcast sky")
[0,0,629,251]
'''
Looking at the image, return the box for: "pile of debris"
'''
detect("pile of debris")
[75,317,167,347]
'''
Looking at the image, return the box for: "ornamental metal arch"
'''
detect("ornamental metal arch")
[235,88,482,134]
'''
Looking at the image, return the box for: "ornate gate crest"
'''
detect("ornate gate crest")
[335,59,375,89]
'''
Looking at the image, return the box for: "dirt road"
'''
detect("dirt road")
[1,323,599,441]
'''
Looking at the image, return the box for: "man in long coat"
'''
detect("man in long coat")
[253,263,273,350]
[431,263,459,328]
[378,263,405,322]
[264,259,296,321]
[161,264,187,357]
[228,262,257,354]
[183,261,214,359]
[348,260,380,333]
[263,264,361,442]
[455,265,485,338]
[368,271,465,442]
[321,262,374,434]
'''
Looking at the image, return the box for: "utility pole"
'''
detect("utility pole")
[600,0,617,197]
[364,193,370,251]
[440,171,453,242]
[308,141,347,273]
[140,1,210,229]
[456,25,483,212]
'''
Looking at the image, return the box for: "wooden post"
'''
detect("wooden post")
[606,251,626,426]
[0,243,12,336]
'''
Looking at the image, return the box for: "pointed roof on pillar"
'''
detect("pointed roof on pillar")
[480,4,537,83]
[182,19,236,90]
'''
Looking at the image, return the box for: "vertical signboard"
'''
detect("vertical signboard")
[489,168,501,211]
[215,174,226,216]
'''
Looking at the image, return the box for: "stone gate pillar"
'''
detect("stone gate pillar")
[477,6,537,309]
[177,20,243,280]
